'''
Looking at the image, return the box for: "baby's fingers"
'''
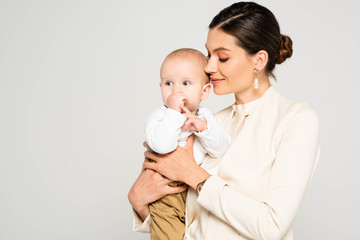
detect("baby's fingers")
[180,105,191,114]
[181,120,194,130]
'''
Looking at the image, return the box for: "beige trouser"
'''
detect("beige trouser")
[145,158,187,240]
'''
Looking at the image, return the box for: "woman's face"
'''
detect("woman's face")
[205,28,257,97]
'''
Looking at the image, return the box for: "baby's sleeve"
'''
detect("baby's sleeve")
[194,107,231,158]
[145,106,186,154]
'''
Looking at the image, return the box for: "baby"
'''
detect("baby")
[145,48,230,240]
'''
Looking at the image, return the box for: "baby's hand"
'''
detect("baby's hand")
[166,90,187,112]
[180,106,207,132]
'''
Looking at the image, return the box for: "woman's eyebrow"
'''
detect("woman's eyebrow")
[205,45,231,53]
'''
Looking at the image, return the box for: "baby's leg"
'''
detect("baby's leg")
[145,156,187,239]
[149,190,187,240]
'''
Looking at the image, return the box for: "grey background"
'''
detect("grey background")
[1,0,359,239]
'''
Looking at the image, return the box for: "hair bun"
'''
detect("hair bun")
[277,34,293,64]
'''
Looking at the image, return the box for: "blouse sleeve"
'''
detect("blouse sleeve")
[132,209,151,233]
[197,106,320,240]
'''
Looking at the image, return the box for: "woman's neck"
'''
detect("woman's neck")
[234,79,271,105]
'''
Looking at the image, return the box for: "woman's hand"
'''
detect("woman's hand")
[128,164,187,222]
[144,135,211,190]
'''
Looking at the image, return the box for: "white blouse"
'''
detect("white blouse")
[185,98,260,239]
[133,86,320,240]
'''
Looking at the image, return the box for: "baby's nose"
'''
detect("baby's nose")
[173,85,183,93]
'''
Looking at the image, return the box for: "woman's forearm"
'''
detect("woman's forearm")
[131,201,149,222]
[128,186,150,222]
[128,168,188,222]
[184,163,211,190]
[127,169,156,222]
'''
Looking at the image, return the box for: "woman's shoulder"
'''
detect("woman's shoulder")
[272,88,319,126]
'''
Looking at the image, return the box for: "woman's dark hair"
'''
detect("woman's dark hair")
[209,1,293,79]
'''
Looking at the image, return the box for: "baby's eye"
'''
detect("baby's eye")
[183,81,191,86]
[165,82,173,86]
[207,54,211,59]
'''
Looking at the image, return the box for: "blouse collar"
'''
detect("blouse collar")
[232,86,273,116]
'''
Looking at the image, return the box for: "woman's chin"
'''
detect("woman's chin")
[213,88,230,96]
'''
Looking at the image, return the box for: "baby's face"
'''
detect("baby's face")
[160,57,209,114]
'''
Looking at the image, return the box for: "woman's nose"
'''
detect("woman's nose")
[204,58,217,74]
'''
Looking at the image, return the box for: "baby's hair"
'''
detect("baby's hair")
[162,48,210,83]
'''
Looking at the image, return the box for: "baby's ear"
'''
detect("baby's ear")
[201,83,212,101]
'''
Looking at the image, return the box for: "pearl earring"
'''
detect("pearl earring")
[254,68,259,90]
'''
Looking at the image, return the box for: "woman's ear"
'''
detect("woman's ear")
[254,50,268,71]
[201,83,212,101]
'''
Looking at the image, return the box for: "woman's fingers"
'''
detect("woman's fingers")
[185,134,195,152]
[143,160,158,173]
[144,150,160,162]
[167,184,188,194]
[142,162,146,171]
[143,141,150,149]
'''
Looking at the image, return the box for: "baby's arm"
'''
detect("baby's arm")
[145,106,186,154]
[193,107,231,158]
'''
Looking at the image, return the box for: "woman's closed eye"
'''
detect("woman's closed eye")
[219,57,229,63]
[206,53,228,62]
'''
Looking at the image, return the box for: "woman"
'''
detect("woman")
[128,2,320,240]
